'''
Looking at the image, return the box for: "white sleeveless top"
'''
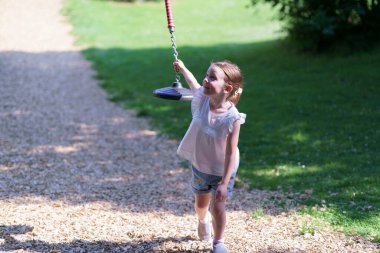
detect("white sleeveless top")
[177,87,246,176]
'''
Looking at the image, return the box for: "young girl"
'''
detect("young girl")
[173,59,246,253]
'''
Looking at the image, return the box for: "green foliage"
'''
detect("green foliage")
[251,0,380,52]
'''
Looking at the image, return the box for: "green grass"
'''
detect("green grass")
[252,208,265,219]
[63,0,380,240]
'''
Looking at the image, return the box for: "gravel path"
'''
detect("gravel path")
[0,0,379,252]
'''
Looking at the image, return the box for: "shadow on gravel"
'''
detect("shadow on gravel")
[0,224,207,252]
[0,225,34,238]
[0,224,309,253]
[0,50,196,215]
[1,223,313,253]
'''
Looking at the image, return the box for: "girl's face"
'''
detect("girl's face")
[202,65,228,97]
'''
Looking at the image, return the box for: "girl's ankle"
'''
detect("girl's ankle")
[213,238,224,244]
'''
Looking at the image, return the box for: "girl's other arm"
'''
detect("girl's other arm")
[216,120,241,201]
[173,60,201,93]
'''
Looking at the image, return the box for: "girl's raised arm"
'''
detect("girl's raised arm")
[173,60,201,93]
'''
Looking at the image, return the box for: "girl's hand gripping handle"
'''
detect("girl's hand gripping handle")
[173,60,201,93]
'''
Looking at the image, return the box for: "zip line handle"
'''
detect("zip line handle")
[165,0,175,32]
[165,0,180,82]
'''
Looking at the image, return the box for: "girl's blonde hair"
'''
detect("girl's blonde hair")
[212,60,244,105]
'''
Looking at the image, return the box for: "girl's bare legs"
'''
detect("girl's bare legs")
[194,193,211,222]
[195,193,212,241]
[210,195,226,241]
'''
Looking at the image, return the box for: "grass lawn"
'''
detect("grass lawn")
[64,0,380,241]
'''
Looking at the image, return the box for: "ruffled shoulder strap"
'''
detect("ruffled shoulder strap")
[191,87,205,115]
[227,107,246,133]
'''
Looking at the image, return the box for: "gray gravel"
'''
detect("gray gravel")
[0,0,379,252]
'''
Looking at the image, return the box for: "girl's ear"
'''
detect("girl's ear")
[224,84,233,93]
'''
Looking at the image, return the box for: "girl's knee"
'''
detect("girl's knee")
[211,201,225,216]
[194,193,211,209]
[194,201,209,210]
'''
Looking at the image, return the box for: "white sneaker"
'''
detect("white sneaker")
[213,241,228,253]
[197,211,211,241]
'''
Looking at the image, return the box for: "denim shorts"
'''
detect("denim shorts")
[190,166,237,197]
